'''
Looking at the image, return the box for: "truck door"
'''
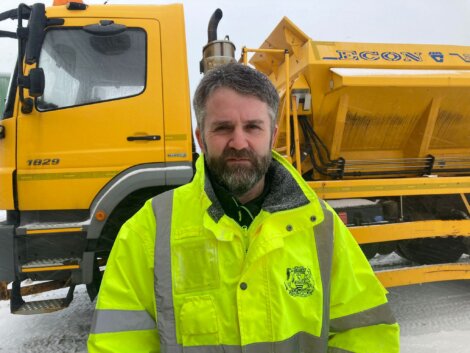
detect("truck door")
[16,18,164,211]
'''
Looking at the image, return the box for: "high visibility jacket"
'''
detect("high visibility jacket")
[88,152,399,353]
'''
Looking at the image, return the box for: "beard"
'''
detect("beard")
[206,147,272,197]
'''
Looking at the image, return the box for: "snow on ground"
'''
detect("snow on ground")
[1,279,470,352]
[389,280,470,353]
[0,286,94,353]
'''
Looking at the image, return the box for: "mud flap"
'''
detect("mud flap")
[0,224,15,282]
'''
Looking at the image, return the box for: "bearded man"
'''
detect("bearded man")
[88,63,400,353]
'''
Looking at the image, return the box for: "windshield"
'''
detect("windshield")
[0,73,10,117]
[37,27,146,111]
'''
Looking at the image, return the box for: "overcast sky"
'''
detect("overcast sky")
[1,0,470,96]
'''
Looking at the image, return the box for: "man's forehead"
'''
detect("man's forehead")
[207,87,266,105]
[201,87,272,131]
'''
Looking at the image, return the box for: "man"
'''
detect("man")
[88,63,399,352]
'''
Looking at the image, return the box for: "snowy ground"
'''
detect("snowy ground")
[0,286,93,353]
[1,279,470,352]
[389,280,470,352]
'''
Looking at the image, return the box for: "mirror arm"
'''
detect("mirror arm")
[16,4,28,110]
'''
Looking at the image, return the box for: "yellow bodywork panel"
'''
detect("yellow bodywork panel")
[251,17,470,180]
[350,219,470,244]
[309,176,470,199]
[376,263,470,288]
[0,118,17,210]
[26,227,83,235]
[21,265,80,273]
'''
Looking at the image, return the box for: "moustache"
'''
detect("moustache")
[221,148,256,160]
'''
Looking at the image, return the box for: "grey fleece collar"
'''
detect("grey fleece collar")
[204,158,310,223]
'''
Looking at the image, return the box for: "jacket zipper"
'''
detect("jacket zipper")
[241,225,249,253]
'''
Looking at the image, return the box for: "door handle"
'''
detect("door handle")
[127,135,161,141]
[0,125,5,139]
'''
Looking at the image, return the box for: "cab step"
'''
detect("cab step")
[16,223,86,236]
[10,280,75,315]
[21,257,81,273]
[12,298,73,315]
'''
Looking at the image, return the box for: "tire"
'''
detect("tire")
[377,242,396,255]
[360,244,378,260]
[396,237,465,264]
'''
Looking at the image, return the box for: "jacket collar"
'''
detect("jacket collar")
[196,152,310,223]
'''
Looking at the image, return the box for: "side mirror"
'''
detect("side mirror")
[17,67,45,114]
[28,68,45,97]
[18,68,45,98]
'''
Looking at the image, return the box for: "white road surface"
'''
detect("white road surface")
[1,279,470,352]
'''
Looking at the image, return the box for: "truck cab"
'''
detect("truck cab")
[0,2,193,313]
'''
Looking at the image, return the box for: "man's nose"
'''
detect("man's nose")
[228,128,249,150]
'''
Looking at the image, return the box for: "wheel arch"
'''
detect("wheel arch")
[86,162,192,240]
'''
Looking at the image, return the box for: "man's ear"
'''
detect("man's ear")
[271,124,279,148]
[195,127,206,153]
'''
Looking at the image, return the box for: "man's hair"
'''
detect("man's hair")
[193,63,279,132]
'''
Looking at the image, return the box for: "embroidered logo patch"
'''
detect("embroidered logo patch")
[284,266,314,297]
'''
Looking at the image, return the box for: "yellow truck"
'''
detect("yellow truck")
[0,1,469,314]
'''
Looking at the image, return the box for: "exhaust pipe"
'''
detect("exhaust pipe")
[207,8,222,43]
[200,8,236,74]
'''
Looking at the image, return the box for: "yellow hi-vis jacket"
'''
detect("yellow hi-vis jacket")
[88,152,399,353]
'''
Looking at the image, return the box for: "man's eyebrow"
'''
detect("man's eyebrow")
[210,120,233,128]
[244,119,266,125]
[209,119,267,128]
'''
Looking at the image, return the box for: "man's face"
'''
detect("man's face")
[196,87,277,198]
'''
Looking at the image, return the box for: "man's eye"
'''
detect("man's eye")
[213,126,231,132]
[246,124,262,130]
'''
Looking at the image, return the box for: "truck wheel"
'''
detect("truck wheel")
[464,238,470,255]
[377,242,396,255]
[396,238,465,264]
[360,244,378,259]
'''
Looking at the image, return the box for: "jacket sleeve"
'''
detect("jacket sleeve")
[88,199,160,353]
[326,206,400,353]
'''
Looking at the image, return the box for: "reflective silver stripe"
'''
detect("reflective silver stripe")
[330,302,397,332]
[328,347,354,353]
[162,331,327,353]
[316,200,335,346]
[152,190,178,347]
[90,309,156,334]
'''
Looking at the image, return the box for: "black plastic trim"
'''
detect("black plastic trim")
[127,135,161,141]
[0,30,17,39]
[2,55,18,120]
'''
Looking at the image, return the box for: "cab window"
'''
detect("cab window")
[37,27,146,111]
